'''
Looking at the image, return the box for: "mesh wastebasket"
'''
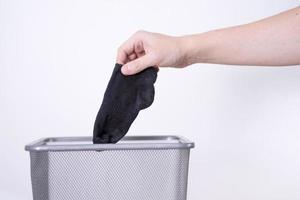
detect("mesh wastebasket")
[25,135,194,200]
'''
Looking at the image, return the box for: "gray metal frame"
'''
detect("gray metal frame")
[25,135,194,152]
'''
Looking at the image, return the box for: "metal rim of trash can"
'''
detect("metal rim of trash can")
[25,135,195,152]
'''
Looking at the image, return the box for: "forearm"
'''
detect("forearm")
[182,6,300,66]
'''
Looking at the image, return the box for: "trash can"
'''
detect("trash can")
[25,135,194,200]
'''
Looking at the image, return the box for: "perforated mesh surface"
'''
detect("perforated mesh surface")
[30,149,190,200]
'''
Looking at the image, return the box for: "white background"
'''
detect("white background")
[1,0,300,199]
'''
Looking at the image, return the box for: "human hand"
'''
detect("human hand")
[117,30,190,75]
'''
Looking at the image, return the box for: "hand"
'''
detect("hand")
[117,30,189,75]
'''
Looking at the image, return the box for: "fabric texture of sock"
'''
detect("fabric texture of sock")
[93,63,158,144]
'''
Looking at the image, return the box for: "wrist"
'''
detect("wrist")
[178,32,215,65]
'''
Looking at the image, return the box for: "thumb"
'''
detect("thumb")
[121,55,154,75]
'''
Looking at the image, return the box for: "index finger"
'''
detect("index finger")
[116,37,136,65]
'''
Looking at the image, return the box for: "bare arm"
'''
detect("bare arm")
[117,6,300,75]
[184,6,300,66]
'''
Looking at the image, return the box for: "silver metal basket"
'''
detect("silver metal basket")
[25,135,194,200]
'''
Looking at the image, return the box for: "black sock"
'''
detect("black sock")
[93,63,158,144]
